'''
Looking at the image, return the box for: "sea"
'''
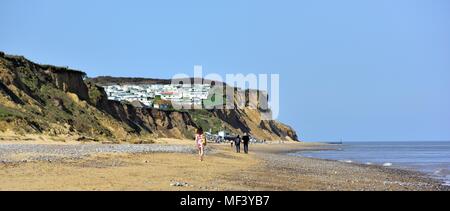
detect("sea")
[290,141,450,186]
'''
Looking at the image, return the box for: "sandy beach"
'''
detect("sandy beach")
[0,139,447,191]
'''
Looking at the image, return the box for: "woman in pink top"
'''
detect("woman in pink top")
[195,127,206,161]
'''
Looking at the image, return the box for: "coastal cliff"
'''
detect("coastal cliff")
[0,51,299,142]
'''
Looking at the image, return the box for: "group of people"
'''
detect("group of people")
[231,133,250,154]
[194,127,251,162]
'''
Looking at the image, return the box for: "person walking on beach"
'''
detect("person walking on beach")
[234,135,241,153]
[195,127,206,161]
[242,133,250,154]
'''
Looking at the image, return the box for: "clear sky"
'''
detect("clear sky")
[1,0,449,141]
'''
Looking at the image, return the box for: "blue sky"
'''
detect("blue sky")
[1,0,449,141]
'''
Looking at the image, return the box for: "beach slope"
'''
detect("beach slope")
[0,140,446,191]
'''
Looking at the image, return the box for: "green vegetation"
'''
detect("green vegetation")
[202,92,226,109]
[39,84,113,137]
[188,110,223,134]
[17,67,40,92]
[0,105,24,120]
[87,83,104,105]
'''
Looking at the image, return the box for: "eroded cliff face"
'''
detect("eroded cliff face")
[0,53,121,139]
[0,51,299,142]
[88,83,197,139]
[49,70,90,101]
[208,89,298,141]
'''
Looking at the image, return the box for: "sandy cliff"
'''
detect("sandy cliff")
[0,51,299,142]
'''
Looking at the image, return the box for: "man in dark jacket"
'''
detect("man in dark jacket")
[234,135,241,153]
[242,133,250,154]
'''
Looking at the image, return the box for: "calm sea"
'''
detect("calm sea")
[290,141,450,186]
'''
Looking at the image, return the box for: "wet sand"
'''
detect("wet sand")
[0,140,447,191]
